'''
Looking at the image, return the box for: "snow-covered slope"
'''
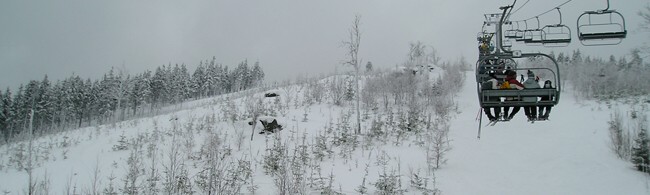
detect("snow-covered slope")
[0,72,648,194]
[438,75,649,194]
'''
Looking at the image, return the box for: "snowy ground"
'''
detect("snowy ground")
[0,71,648,194]
[439,77,650,194]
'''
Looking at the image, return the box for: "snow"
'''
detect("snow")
[0,71,648,194]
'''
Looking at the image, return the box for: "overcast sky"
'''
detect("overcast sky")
[1,0,647,91]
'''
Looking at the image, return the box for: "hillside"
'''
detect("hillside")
[0,69,648,195]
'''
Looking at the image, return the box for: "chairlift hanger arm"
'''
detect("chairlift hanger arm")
[556,8,563,25]
[497,2,515,53]
[603,0,610,12]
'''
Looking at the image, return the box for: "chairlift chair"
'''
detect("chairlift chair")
[475,53,561,109]
[503,39,513,49]
[523,17,544,45]
[542,8,572,47]
[504,21,523,39]
[515,21,531,42]
[523,30,544,45]
[542,25,571,46]
[576,0,627,45]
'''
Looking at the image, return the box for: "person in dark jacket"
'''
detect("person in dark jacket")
[502,70,524,120]
[538,80,554,120]
[522,70,540,121]
[482,72,501,121]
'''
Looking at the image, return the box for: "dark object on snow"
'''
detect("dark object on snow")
[264,92,279,97]
[259,119,283,134]
[249,118,283,134]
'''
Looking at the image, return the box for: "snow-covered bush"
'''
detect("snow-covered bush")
[112,133,129,151]
[408,168,440,195]
[631,113,649,173]
[373,167,405,194]
[608,111,633,159]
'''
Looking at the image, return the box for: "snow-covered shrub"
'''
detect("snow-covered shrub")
[319,171,343,195]
[408,168,441,195]
[221,97,239,122]
[373,168,405,195]
[8,143,27,170]
[122,146,143,195]
[329,75,348,106]
[609,111,633,159]
[312,131,333,162]
[103,173,118,195]
[361,76,381,113]
[632,126,649,173]
[262,135,287,175]
[331,111,359,160]
[344,77,356,101]
[367,116,387,143]
[112,133,129,151]
[631,114,649,173]
[427,119,452,170]
[355,163,370,194]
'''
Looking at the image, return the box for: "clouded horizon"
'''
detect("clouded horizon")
[1,0,647,91]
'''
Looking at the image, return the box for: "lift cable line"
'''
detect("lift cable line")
[508,0,573,23]
[506,0,528,21]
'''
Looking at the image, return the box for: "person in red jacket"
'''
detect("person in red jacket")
[502,70,524,120]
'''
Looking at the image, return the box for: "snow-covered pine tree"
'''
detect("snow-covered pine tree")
[12,84,26,135]
[150,66,167,109]
[86,80,102,124]
[220,65,231,93]
[170,64,183,104]
[50,81,68,128]
[97,71,115,121]
[632,126,650,173]
[251,61,265,87]
[0,89,5,143]
[1,88,14,142]
[179,64,192,101]
[204,60,218,96]
[36,75,52,133]
[128,73,147,116]
[231,60,250,92]
[191,61,206,98]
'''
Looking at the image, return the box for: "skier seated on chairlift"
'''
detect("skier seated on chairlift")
[538,80,554,120]
[501,70,524,121]
[482,71,502,122]
[522,70,541,121]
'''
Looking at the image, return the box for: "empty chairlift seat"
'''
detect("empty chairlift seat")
[577,10,627,45]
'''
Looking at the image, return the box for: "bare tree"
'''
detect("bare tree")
[245,96,264,141]
[342,14,362,134]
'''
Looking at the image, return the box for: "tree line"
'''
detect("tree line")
[0,57,264,143]
[522,49,648,100]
